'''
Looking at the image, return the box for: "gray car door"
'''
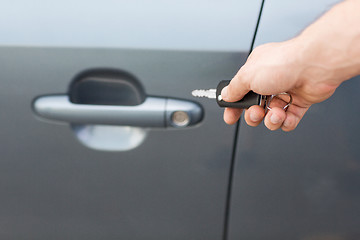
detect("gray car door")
[0,0,262,239]
[228,0,360,239]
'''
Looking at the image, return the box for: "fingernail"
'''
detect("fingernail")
[250,111,261,122]
[283,120,290,127]
[221,86,228,100]
[270,114,281,124]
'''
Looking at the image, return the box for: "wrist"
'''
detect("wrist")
[295,0,360,86]
[293,29,346,88]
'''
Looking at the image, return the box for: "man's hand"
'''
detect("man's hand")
[222,0,360,131]
[222,39,339,131]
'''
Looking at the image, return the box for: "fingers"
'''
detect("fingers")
[221,68,250,103]
[240,98,310,131]
[224,106,308,131]
[225,106,288,130]
[263,96,288,130]
[281,106,309,132]
[221,69,310,131]
[244,105,265,127]
[264,107,287,130]
[223,108,243,125]
[281,111,300,132]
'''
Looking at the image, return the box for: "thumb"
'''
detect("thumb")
[221,70,251,102]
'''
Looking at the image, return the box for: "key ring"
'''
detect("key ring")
[266,92,293,111]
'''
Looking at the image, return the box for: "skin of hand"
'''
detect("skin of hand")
[221,0,360,131]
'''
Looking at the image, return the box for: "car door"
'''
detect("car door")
[228,0,360,239]
[0,0,262,239]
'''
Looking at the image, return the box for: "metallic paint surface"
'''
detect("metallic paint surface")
[0,0,263,238]
[0,47,247,239]
[0,0,261,51]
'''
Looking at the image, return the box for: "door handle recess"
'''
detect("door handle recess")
[33,95,203,128]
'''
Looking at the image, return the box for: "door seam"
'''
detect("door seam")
[222,1,265,239]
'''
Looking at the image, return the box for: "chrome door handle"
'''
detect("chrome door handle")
[33,95,203,128]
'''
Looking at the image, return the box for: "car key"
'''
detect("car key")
[192,80,265,109]
[192,80,292,110]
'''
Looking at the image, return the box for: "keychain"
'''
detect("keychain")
[192,80,292,111]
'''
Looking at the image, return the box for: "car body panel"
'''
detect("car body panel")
[0,0,260,51]
[229,0,360,239]
[0,47,239,240]
[0,0,262,239]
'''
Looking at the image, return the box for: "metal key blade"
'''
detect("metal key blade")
[192,81,264,109]
[191,89,217,99]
